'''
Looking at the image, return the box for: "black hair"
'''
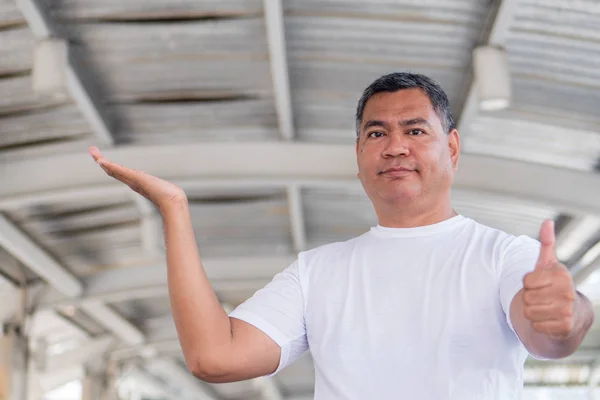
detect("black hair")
[355,72,455,138]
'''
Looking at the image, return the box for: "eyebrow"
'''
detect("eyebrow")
[400,118,432,128]
[362,117,433,132]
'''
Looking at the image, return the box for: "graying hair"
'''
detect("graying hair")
[355,72,455,139]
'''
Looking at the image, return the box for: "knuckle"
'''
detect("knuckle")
[524,308,536,320]
[523,292,536,305]
[561,305,573,318]
[531,322,543,332]
[561,320,573,332]
[555,270,570,281]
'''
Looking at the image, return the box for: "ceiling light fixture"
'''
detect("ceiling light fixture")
[473,45,512,111]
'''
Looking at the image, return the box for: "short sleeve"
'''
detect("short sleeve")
[499,235,541,333]
[229,260,308,375]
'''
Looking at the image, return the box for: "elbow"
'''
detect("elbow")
[185,353,231,383]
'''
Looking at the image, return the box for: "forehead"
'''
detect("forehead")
[361,88,440,126]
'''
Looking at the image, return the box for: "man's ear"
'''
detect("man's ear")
[355,138,361,179]
[448,128,460,171]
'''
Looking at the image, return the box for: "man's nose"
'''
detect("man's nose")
[382,132,409,158]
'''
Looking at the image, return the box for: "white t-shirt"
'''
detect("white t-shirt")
[230,215,541,399]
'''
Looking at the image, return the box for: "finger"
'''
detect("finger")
[89,147,115,171]
[536,219,557,269]
[523,270,553,290]
[93,155,142,186]
[105,164,145,188]
[522,286,556,306]
[88,146,104,163]
[531,320,573,336]
[524,303,572,322]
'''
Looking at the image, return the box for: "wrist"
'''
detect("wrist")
[159,197,189,217]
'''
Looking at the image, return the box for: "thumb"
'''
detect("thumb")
[536,219,557,269]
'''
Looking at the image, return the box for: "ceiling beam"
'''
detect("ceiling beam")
[80,301,145,346]
[556,216,600,263]
[111,339,182,361]
[457,0,518,134]
[0,185,129,211]
[38,255,294,310]
[15,0,114,145]
[43,335,116,373]
[571,246,600,286]
[2,143,599,216]
[0,214,82,297]
[287,184,307,253]
[0,215,144,345]
[263,0,295,140]
[52,278,271,310]
[28,309,89,343]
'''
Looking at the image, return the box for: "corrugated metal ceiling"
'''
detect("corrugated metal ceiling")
[464,109,600,172]
[507,0,600,122]
[1,0,599,396]
[287,0,491,142]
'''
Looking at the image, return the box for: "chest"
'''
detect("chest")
[304,243,507,368]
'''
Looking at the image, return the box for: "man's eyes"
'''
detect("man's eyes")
[368,131,385,138]
[367,129,425,138]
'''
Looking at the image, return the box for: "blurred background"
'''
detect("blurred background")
[0,0,599,399]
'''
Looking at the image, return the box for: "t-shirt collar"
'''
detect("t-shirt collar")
[369,214,467,238]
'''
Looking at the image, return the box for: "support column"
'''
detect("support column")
[83,357,120,400]
[82,374,103,400]
[0,324,28,400]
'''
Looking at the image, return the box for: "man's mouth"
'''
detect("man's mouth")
[378,167,415,175]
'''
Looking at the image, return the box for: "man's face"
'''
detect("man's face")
[356,89,460,206]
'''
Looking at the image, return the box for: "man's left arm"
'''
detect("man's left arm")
[509,220,595,359]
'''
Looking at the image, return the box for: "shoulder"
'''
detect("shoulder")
[461,217,537,244]
[297,235,364,271]
[461,217,540,263]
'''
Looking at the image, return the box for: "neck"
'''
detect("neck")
[375,200,457,228]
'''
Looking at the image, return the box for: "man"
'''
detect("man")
[90,72,594,399]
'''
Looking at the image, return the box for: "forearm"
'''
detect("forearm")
[515,290,594,359]
[160,200,232,373]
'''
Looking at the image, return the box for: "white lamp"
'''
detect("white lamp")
[473,45,512,111]
[32,38,69,99]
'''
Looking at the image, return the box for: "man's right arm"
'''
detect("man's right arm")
[88,147,281,383]
[161,200,281,382]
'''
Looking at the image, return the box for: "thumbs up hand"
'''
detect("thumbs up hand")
[522,220,577,340]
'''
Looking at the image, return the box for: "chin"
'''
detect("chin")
[378,186,422,202]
